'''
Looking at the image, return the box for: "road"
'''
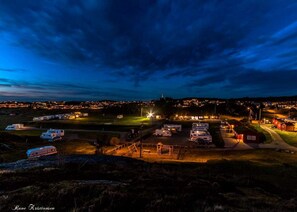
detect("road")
[260,125,297,151]
[220,129,254,150]
[220,125,297,151]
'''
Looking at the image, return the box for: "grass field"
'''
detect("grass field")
[0,130,44,137]
[35,116,152,126]
[251,124,273,143]
[274,129,297,147]
[0,129,124,162]
[0,114,32,129]
[0,108,154,131]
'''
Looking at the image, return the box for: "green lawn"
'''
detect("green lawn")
[274,129,297,147]
[1,130,44,137]
[87,115,151,125]
[0,115,33,130]
[35,116,152,126]
[251,124,273,143]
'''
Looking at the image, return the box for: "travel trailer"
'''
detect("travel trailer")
[190,129,210,137]
[189,130,212,143]
[40,129,64,140]
[154,128,172,137]
[5,124,24,130]
[192,122,209,130]
[189,134,212,143]
[163,124,182,132]
[26,146,57,158]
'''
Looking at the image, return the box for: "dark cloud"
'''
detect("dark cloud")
[1,0,297,99]
[0,76,144,100]
[185,69,297,97]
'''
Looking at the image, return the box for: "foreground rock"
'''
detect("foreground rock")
[0,155,297,211]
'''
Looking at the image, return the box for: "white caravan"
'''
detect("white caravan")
[5,124,24,130]
[192,122,209,130]
[40,129,64,140]
[190,130,210,137]
[189,130,212,143]
[26,146,57,158]
[163,124,182,132]
[154,128,172,137]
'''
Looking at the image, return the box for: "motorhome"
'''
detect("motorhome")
[192,122,209,130]
[189,130,212,143]
[26,146,57,158]
[40,129,64,140]
[154,128,172,137]
[189,134,212,143]
[5,124,24,130]
[163,124,182,132]
[190,129,209,137]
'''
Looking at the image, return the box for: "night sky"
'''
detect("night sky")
[1,0,297,101]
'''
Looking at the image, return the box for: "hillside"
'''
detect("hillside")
[1,154,297,211]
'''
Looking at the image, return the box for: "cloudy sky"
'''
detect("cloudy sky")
[1,0,297,101]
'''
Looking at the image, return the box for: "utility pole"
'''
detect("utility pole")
[258,108,262,126]
[139,124,143,158]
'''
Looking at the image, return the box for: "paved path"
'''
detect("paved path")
[220,129,254,150]
[220,124,297,152]
[260,125,297,151]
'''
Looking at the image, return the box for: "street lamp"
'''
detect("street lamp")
[147,111,154,118]
[139,123,144,158]
[247,107,251,123]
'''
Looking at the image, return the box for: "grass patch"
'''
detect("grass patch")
[37,116,152,126]
[251,124,272,143]
[274,129,297,147]
[29,116,157,131]
[1,130,44,137]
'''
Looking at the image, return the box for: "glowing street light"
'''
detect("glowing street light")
[147,111,154,118]
[247,107,252,122]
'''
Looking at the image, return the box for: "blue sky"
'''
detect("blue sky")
[1,0,297,101]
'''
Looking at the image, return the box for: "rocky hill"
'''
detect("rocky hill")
[1,154,297,211]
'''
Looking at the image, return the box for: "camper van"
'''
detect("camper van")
[190,130,210,137]
[154,128,172,137]
[189,134,212,143]
[26,146,57,158]
[163,124,182,133]
[40,129,64,140]
[189,130,212,143]
[192,122,209,130]
[5,124,24,130]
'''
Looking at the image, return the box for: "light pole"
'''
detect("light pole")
[247,107,250,123]
[259,108,262,125]
[247,107,252,123]
[139,124,143,158]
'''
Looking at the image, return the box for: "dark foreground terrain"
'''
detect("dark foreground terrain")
[1,154,297,211]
